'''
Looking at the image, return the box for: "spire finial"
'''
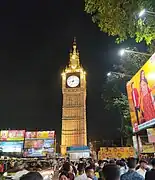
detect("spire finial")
[73,37,77,54]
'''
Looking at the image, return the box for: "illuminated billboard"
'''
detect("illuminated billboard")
[126,53,155,132]
[23,147,55,157]
[98,147,135,159]
[0,141,23,153]
[24,131,55,157]
[24,139,54,149]
[25,131,55,139]
[147,128,155,143]
[0,130,25,141]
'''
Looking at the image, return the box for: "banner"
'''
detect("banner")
[98,147,135,159]
[126,53,155,132]
[0,141,23,153]
[147,128,155,143]
[25,131,55,139]
[0,130,25,141]
[142,144,155,153]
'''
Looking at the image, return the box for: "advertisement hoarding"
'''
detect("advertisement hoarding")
[142,144,155,153]
[25,131,55,139]
[98,147,135,160]
[0,130,25,141]
[0,141,23,153]
[24,139,54,149]
[23,147,55,157]
[147,128,155,143]
[126,53,155,132]
[24,137,55,157]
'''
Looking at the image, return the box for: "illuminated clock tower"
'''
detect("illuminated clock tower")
[61,39,87,155]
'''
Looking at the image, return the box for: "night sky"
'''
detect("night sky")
[0,1,143,143]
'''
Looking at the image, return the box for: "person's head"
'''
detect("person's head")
[59,172,70,180]
[102,164,120,180]
[116,160,121,167]
[140,70,147,84]
[109,160,115,164]
[85,166,95,179]
[151,158,155,168]
[139,159,147,169]
[20,172,43,180]
[127,157,137,169]
[119,161,125,168]
[63,162,71,172]
[77,163,85,174]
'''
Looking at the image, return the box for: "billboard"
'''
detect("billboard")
[147,128,155,143]
[24,139,54,149]
[98,147,135,159]
[25,131,55,139]
[0,130,25,141]
[23,147,55,157]
[126,53,155,132]
[0,141,23,153]
[142,144,155,153]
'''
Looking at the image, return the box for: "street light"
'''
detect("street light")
[119,48,151,57]
[107,72,112,77]
[139,9,155,17]
[107,71,131,78]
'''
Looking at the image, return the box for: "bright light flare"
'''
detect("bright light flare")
[139,9,146,17]
[107,72,111,77]
[119,49,125,56]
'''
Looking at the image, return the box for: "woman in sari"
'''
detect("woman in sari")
[140,70,155,122]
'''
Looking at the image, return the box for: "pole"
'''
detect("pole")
[136,134,140,158]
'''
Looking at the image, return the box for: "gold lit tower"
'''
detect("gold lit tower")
[61,38,87,155]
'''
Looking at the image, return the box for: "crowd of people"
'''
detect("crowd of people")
[58,157,155,180]
[0,156,155,180]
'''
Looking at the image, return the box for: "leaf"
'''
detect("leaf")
[85,0,155,44]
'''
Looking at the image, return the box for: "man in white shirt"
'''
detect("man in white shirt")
[136,159,147,178]
[75,163,87,180]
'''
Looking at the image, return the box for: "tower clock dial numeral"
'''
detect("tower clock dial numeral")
[67,75,80,88]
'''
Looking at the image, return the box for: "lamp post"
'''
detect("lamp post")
[119,49,151,57]
[139,9,155,17]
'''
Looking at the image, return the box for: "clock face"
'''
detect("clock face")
[67,75,80,88]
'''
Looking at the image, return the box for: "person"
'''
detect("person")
[116,160,127,176]
[139,70,155,122]
[85,166,96,180]
[131,82,140,124]
[60,162,74,180]
[75,163,87,180]
[136,159,147,178]
[145,158,155,180]
[96,160,103,179]
[0,162,4,176]
[20,172,43,180]
[59,172,70,180]
[13,163,29,180]
[121,157,144,180]
[102,164,120,180]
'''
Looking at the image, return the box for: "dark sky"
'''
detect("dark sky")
[0,1,144,143]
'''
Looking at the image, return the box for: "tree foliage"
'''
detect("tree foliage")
[85,0,155,44]
[102,48,148,146]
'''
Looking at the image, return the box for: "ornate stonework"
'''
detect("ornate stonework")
[61,38,87,155]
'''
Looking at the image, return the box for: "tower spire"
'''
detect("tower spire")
[69,37,80,69]
[73,37,77,55]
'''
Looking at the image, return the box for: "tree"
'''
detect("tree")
[85,0,155,44]
[102,48,148,146]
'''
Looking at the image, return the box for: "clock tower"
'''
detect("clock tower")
[61,39,87,155]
